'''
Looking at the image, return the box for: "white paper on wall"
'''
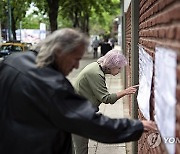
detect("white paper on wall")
[154,46,177,154]
[137,46,153,120]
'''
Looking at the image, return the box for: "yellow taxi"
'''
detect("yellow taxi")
[0,41,29,57]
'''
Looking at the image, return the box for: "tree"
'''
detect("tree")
[89,0,120,35]
[0,0,31,40]
[22,2,49,30]
[11,0,31,40]
[31,0,120,34]
[46,0,60,32]
[32,0,60,32]
[0,0,9,40]
[59,0,120,35]
[59,0,91,34]
[2,0,120,37]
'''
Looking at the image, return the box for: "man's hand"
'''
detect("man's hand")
[141,120,157,131]
[124,85,139,95]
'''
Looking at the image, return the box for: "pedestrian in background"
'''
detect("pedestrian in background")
[91,36,99,58]
[109,37,116,49]
[100,38,112,56]
[72,49,152,154]
[0,28,156,154]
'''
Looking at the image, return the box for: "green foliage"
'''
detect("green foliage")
[89,0,120,35]
[0,0,8,26]
[21,14,48,29]
[0,0,32,39]
[1,0,121,37]
[59,0,121,34]
[9,0,31,26]
[57,15,73,29]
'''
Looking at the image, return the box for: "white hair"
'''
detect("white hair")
[35,28,89,67]
[97,49,127,69]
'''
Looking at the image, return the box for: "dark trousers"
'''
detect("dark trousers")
[93,48,98,58]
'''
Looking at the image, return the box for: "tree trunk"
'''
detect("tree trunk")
[85,13,89,35]
[11,10,17,40]
[47,0,59,32]
[80,13,89,35]
[73,9,79,28]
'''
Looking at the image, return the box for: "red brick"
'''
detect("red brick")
[178,53,180,64]
[177,65,180,83]
[153,3,158,13]
[158,0,166,10]
[164,0,175,5]
[171,6,180,21]
[158,28,166,38]
[162,13,171,24]
[176,142,180,154]
[176,26,180,41]
[154,29,159,37]
[167,26,176,39]
[176,103,180,122]
[176,122,180,139]
[177,85,180,102]
[151,18,156,26]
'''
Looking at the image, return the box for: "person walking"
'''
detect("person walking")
[100,38,112,56]
[72,49,142,154]
[92,36,99,58]
[0,28,156,154]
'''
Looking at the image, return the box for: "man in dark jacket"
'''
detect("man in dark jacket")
[0,28,156,154]
[100,38,112,56]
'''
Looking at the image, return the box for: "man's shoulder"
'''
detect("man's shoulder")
[85,62,104,77]
[3,51,36,74]
[84,62,98,71]
[4,51,36,66]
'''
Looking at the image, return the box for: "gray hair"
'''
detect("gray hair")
[35,28,89,67]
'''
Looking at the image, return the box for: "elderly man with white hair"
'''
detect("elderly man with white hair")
[72,49,141,154]
[0,28,156,154]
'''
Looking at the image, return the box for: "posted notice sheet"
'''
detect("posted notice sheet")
[137,46,153,120]
[154,46,177,154]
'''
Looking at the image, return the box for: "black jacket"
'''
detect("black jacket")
[100,42,112,56]
[0,51,143,154]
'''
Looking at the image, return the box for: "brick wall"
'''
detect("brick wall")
[138,0,180,153]
[124,0,180,153]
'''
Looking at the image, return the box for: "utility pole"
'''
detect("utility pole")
[131,0,140,154]
[20,21,22,41]
[7,0,12,41]
[0,21,2,43]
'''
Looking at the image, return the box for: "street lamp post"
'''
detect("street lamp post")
[20,21,22,41]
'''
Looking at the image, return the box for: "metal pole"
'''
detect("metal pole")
[20,21,22,41]
[121,0,125,53]
[0,21,2,43]
[131,0,139,154]
[121,0,127,89]
[7,0,12,41]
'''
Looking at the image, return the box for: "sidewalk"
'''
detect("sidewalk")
[67,46,127,154]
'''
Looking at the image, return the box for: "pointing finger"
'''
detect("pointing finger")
[132,84,139,88]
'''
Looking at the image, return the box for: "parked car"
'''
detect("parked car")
[0,41,28,58]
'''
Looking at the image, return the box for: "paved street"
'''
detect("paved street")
[67,46,127,154]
